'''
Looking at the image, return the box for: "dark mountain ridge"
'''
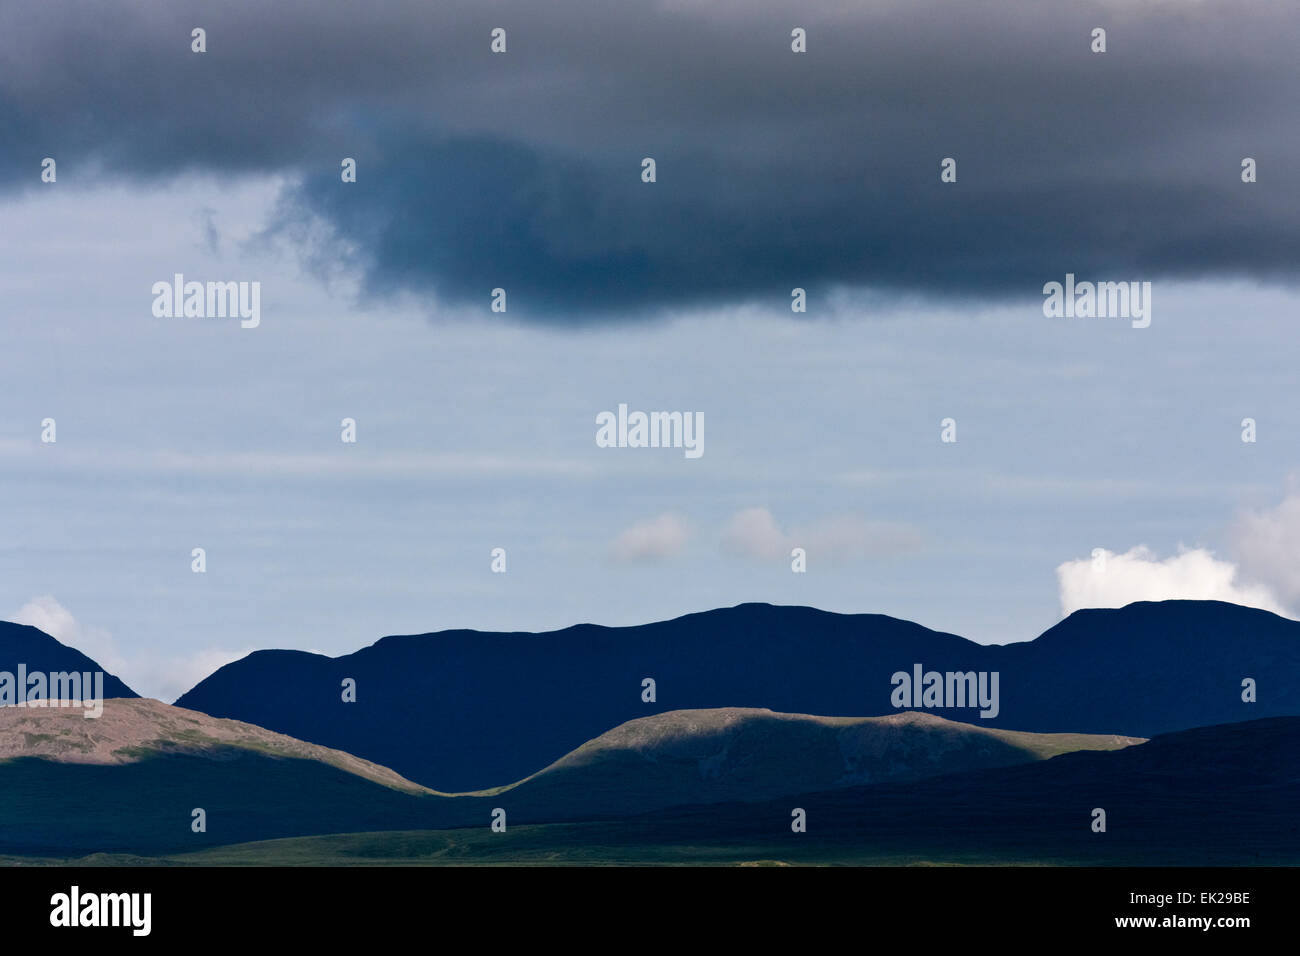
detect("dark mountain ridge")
[173,600,1299,790]
[0,622,137,700]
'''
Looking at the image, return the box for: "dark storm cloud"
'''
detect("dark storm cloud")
[2,0,1298,317]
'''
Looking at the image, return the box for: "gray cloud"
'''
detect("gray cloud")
[3,0,1297,318]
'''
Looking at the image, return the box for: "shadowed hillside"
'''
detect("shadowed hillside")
[0,700,1135,857]
[503,708,1141,817]
[5,714,1294,866]
[212,716,1300,866]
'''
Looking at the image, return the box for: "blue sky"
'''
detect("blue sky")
[3,175,1298,699]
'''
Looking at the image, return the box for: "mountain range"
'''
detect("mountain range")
[172,600,1296,790]
[2,598,1296,863]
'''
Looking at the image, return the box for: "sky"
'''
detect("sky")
[2,0,1298,700]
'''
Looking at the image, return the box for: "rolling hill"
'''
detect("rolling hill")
[504,707,1141,817]
[180,716,1300,867]
[0,699,1136,857]
[4,708,1292,866]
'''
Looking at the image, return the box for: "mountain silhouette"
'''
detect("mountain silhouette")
[173,600,1298,791]
[0,621,137,700]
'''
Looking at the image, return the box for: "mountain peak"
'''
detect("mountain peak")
[0,621,138,699]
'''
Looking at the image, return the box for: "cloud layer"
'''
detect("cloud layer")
[611,512,691,561]
[4,0,1298,318]
[1231,490,1300,605]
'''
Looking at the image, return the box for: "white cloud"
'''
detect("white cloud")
[1231,489,1300,605]
[11,596,252,703]
[721,507,922,563]
[721,507,789,560]
[1055,546,1288,618]
[611,512,691,561]
[13,595,124,674]
[148,647,252,702]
